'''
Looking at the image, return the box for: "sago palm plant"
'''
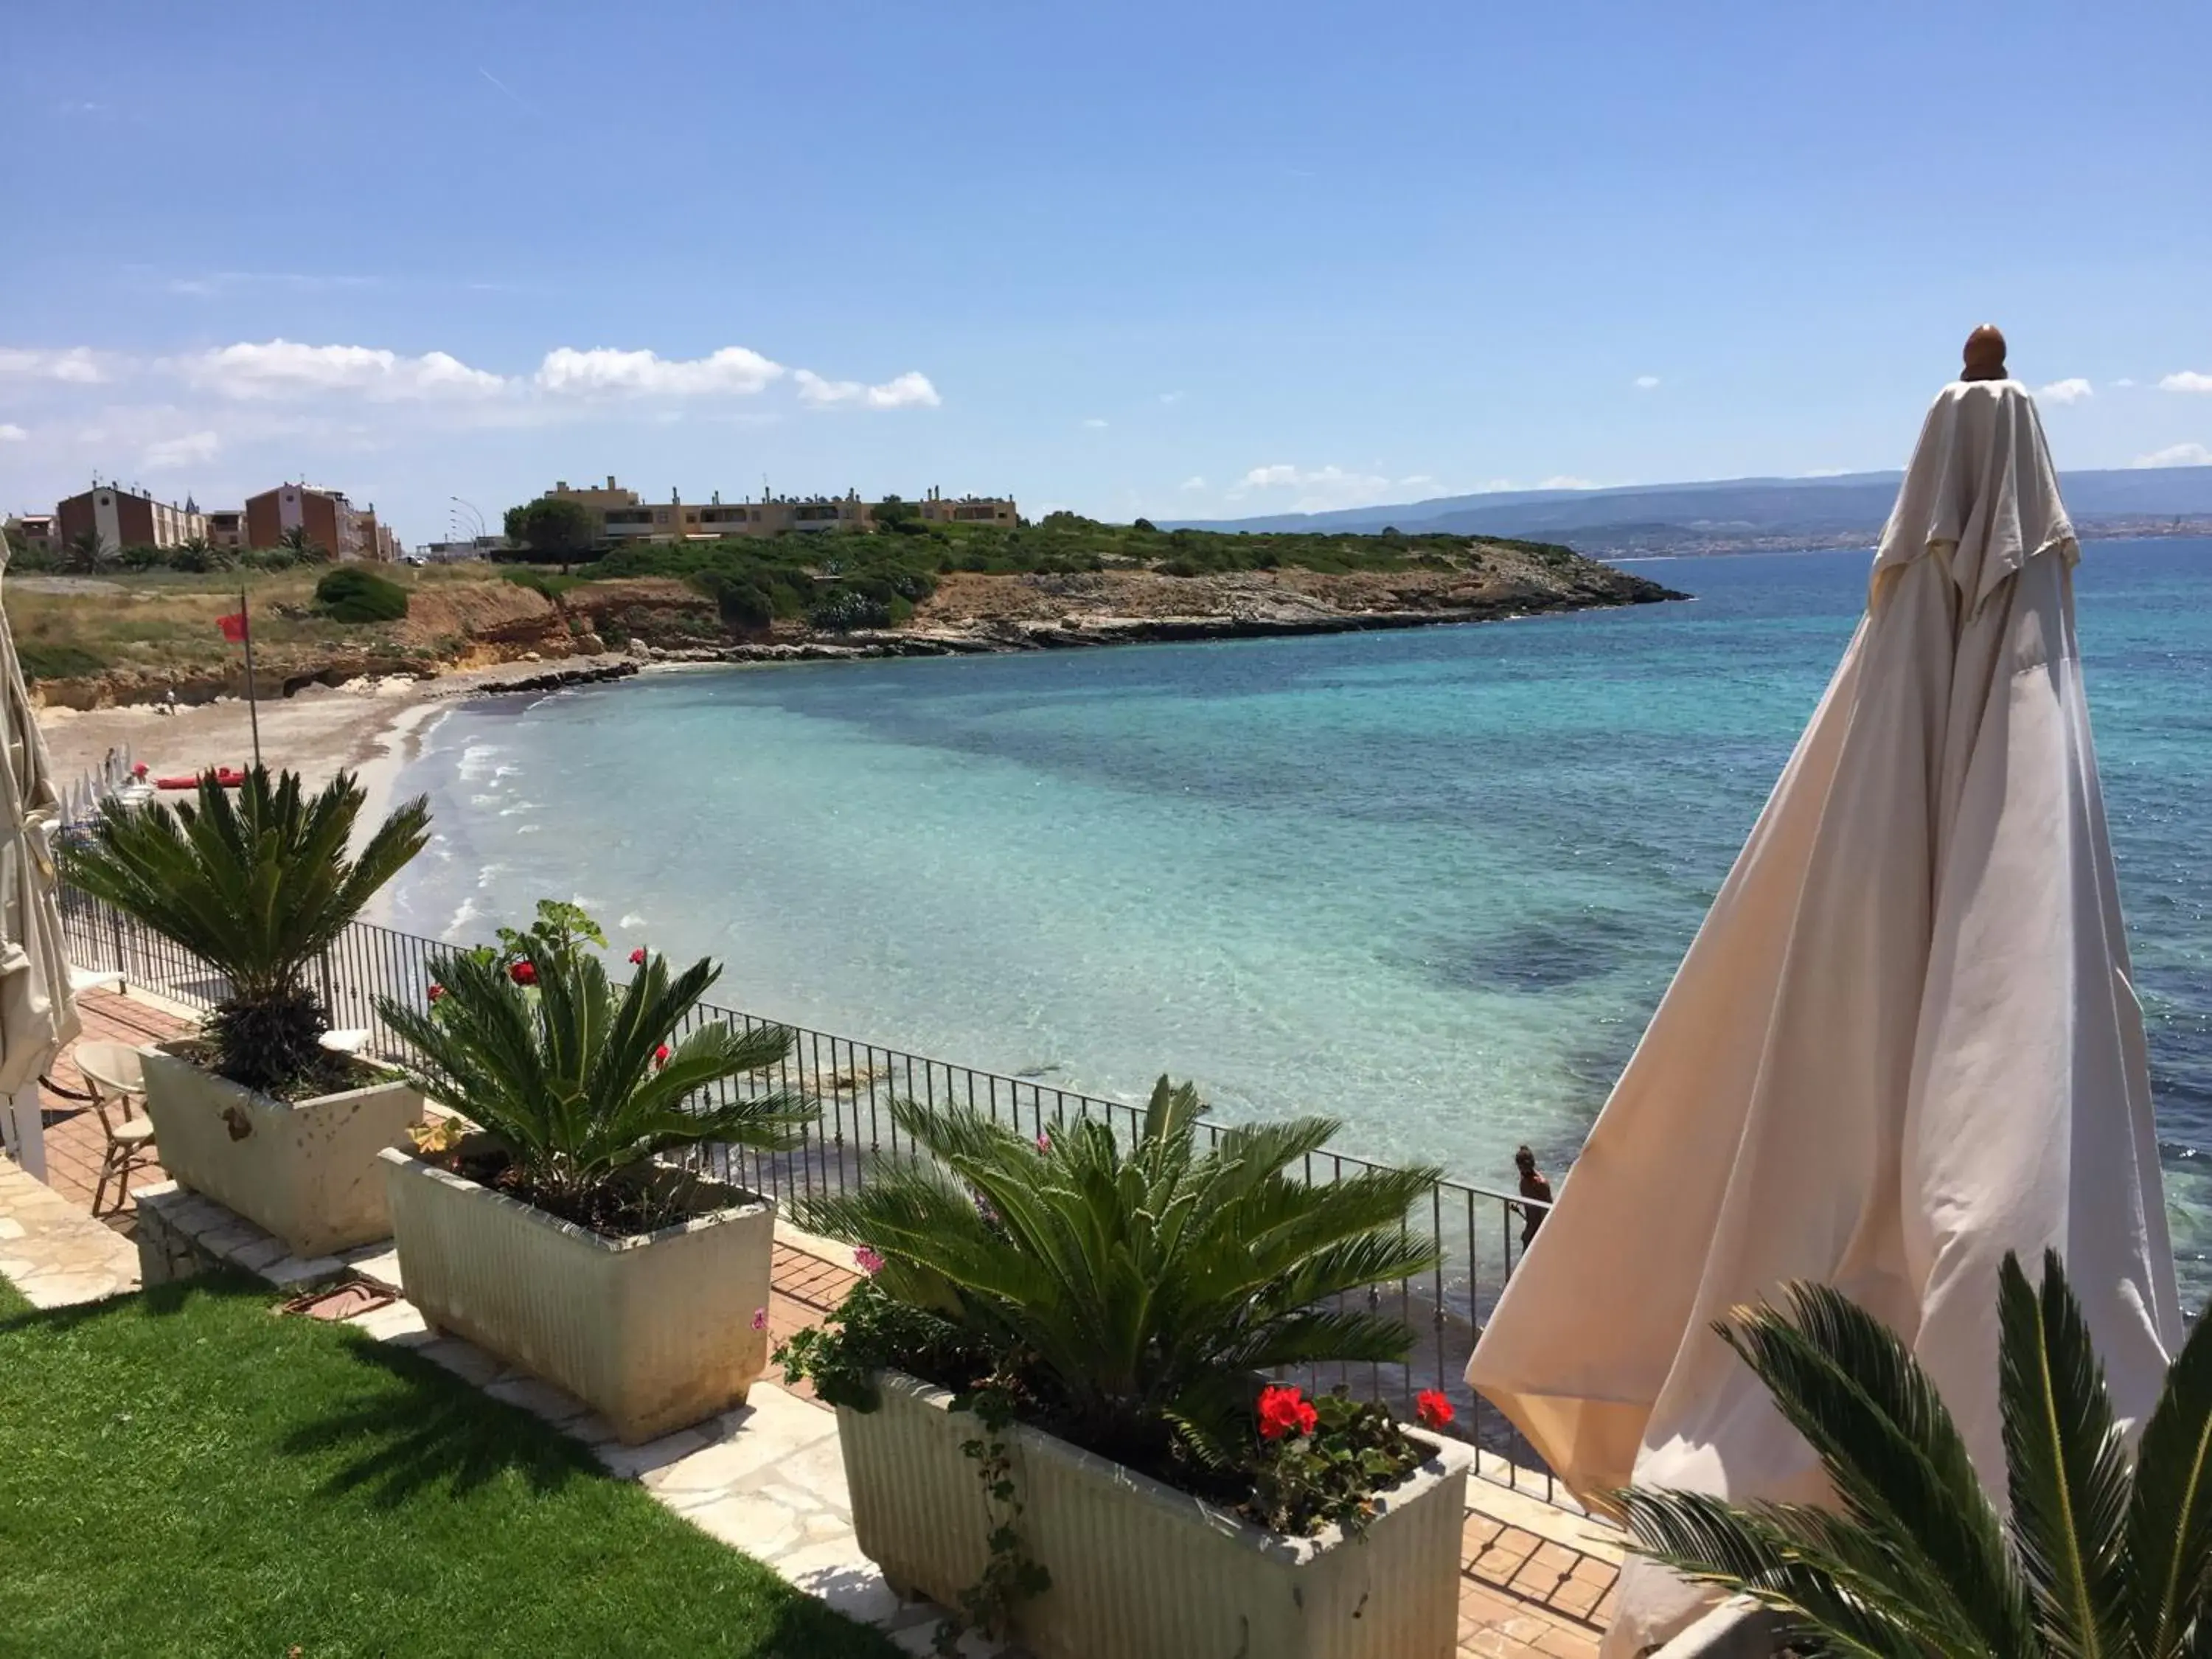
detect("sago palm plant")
[1622,1249,2212,1659]
[377,937,815,1228]
[63,766,430,1091]
[801,1076,1444,1463]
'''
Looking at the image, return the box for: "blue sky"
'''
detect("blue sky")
[4,0,2210,543]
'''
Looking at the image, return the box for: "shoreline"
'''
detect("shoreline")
[35,655,641,808]
[31,582,1684,804]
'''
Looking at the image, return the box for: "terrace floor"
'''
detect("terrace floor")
[21,987,1622,1659]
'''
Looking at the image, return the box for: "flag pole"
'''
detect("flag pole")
[240,583,262,770]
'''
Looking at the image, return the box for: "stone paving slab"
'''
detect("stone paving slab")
[0,1157,139,1307]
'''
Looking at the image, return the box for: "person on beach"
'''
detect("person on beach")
[1512,1145,1553,1249]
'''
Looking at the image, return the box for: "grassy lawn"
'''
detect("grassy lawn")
[0,1273,897,1658]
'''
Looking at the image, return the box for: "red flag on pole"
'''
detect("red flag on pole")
[216,611,248,642]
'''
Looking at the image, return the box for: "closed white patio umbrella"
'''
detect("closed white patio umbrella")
[0,543,83,1179]
[1466,329,2182,1657]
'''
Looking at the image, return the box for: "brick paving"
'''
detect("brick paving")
[37,988,184,1230]
[20,986,1622,1659]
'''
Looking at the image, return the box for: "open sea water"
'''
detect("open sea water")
[384,539,2212,1299]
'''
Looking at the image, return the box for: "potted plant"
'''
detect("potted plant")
[63,766,431,1257]
[375,904,816,1444]
[777,1078,1476,1659]
[1618,1248,2212,1659]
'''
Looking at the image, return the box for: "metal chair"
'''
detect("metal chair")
[74,1040,156,1215]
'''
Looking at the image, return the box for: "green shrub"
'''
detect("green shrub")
[807,587,894,632]
[63,768,430,1091]
[314,566,410,623]
[781,1078,1443,1537]
[18,642,108,681]
[375,904,815,1232]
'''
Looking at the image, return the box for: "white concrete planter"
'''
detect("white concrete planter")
[838,1371,1475,1659]
[139,1047,422,1259]
[380,1149,776,1444]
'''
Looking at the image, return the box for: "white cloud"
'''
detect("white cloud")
[1178,475,1206,491]
[2162,371,2212,394]
[537,345,783,398]
[2115,378,2137,389]
[142,430,220,469]
[0,347,110,384]
[1539,476,1597,490]
[1081,417,1109,429]
[2135,442,2212,468]
[1633,375,1660,390]
[2037,378,2094,405]
[165,271,380,298]
[1159,390,1186,405]
[791,368,939,410]
[184,339,507,400]
[1237,462,1397,512]
[0,422,24,442]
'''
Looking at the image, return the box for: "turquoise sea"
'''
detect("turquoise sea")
[383,539,2212,1297]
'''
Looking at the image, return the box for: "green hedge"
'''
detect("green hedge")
[18,642,108,682]
[314,566,409,623]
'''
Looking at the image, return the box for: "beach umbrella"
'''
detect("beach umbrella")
[1464,329,2181,1657]
[0,543,82,1180]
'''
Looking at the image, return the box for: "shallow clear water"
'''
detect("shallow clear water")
[385,539,2212,1295]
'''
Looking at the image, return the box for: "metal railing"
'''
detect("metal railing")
[58,885,1563,1505]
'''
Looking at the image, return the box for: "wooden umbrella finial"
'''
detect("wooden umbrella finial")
[1962,324,2008,381]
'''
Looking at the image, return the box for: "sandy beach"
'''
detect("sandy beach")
[36,654,641,829]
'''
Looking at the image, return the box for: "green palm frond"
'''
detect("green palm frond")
[375,936,815,1209]
[797,1075,1441,1444]
[2001,1251,2132,1659]
[1621,1251,2209,1659]
[63,765,430,1088]
[2126,1287,2212,1659]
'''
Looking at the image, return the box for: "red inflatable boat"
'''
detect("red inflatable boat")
[153,767,248,790]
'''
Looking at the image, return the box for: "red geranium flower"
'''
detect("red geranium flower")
[427,982,445,1004]
[653,1043,671,1068]
[1256,1384,1318,1441]
[509,960,538,986]
[629,947,647,965]
[1415,1389,1455,1430]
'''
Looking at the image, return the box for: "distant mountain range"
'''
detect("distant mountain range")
[1164,467,2212,556]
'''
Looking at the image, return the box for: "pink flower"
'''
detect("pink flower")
[1257,1385,1318,1441]
[1415,1389,1455,1430]
[1035,1130,1052,1154]
[751,1307,768,1331]
[630,947,647,965]
[427,982,445,1004]
[653,1043,671,1068]
[854,1245,886,1276]
[509,960,538,986]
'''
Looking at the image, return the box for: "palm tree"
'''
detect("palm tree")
[63,528,108,573]
[801,1077,1444,1464]
[62,768,431,1091]
[375,939,815,1227]
[1621,1250,2212,1659]
[277,524,327,560]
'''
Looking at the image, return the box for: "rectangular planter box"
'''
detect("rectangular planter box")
[140,1046,423,1259]
[838,1371,1475,1659]
[380,1149,776,1444]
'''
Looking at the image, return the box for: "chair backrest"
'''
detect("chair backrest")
[74,1040,147,1102]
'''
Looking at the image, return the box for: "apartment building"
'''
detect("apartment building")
[204,509,248,551]
[5,513,58,554]
[542,476,1017,544]
[243,482,395,560]
[55,483,208,552]
[916,487,1018,526]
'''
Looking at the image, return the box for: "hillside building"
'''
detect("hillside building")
[55,483,206,552]
[244,482,395,560]
[538,476,1017,544]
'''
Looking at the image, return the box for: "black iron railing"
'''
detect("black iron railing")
[58,884,1563,1504]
